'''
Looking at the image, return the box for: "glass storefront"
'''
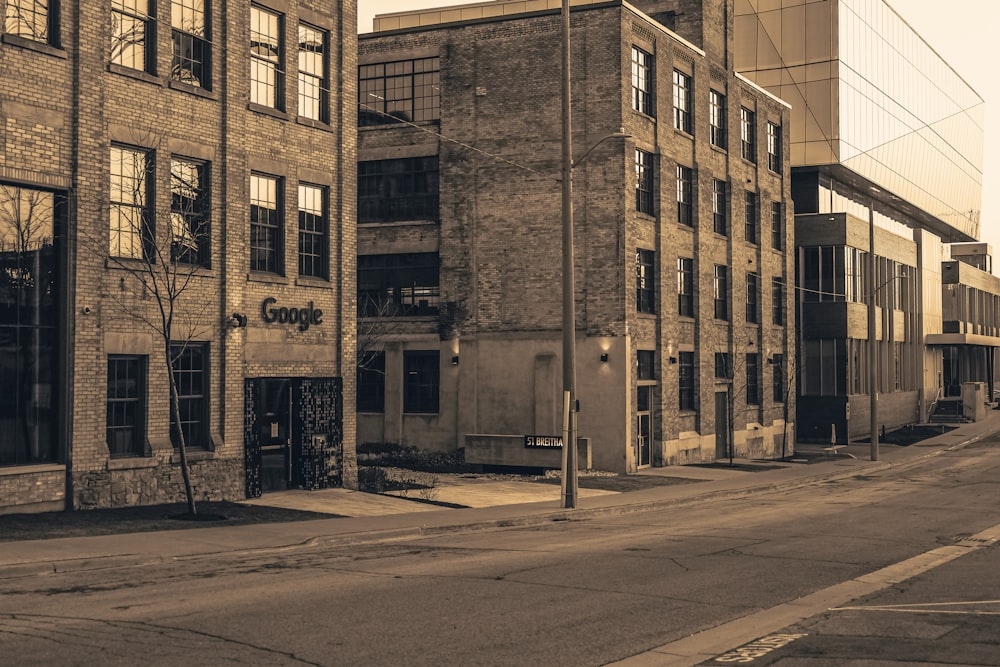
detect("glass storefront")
[735,0,984,241]
[0,184,63,466]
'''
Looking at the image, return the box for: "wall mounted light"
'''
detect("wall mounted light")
[451,355,460,365]
[600,353,609,363]
[669,356,678,364]
[229,312,248,328]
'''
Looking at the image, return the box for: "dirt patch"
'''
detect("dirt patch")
[0,502,339,543]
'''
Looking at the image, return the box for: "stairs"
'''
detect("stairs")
[928,399,972,424]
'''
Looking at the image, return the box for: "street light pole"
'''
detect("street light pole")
[869,206,879,462]
[560,0,578,509]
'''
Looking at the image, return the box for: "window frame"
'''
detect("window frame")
[767,121,782,172]
[636,248,655,314]
[4,0,56,45]
[709,89,727,149]
[746,352,760,406]
[630,46,653,116]
[715,352,730,379]
[678,351,695,411]
[772,353,785,404]
[170,342,209,450]
[714,265,729,321]
[712,178,727,235]
[170,156,210,267]
[403,350,439,414]
[672,69,692,134]
[358,252,441,317]
[358,57,441,126]
[635,149,654,215]
[110,143,154,261]
[744,190,758,244]
[250,4,283,109]
[249,172,283,275]
[111,0,154,73]
[771,200,783,250]
[357,351,385,413]
[676,164,693,227]
[171,0,210,89]
[746,271,759,324]
[772,277,785,326]
[677,257,694,317]
[297,183,328,279]
[358,156,440,224]
[107,355,147,458]
[297,22,328,122]
[740,106,756,163]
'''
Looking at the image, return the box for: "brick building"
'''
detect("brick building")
[1,0,357,512]
[357,0,795,472]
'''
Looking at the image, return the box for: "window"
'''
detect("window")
[4,0,53,43]
[358,156,439,223]
[170,157,209,266]
[715,352,730,379]
[298,184,327,279]
[746,272,758,324]
[107,356,146,457]
[740,106,756,163]
[767,121,781,172]
[679,351,695,411]
[357,351,385,413]
[714,265,728,320]
[676,165,692,226]
[0,184,63,466]
[672,70,692,134]
[110,144,152,260]
[631,46,653,115]
[772,353,785,403]
[713,179,727,235]
[171,0,209,88]
[709,90,727,149]
[359,57,440,126]
[746,353,760,405]
[637,350,656,381]
[358,253,440,317]
[404,350,439,414]
[677,257,693,317]
[801,246,866,303]
[801,339,847,396]
[298,23,327,122]
[636,249,655,314]
[250,5,282,108]
[771,201,783,250]
[111,0,153,72]
[635,149,654,215]
[744,191,758,244]
[170,342,208,449]
[250,173,282,274]
[772,277,785,325]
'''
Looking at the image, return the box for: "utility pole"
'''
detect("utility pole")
[560,0,578,508]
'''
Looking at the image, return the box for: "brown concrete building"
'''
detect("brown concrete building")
[357,0,795,473]
[1,0,357,513]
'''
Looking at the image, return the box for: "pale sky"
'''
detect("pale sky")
[358,1,998,259]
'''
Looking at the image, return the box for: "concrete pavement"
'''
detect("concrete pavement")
[1,412,998,580]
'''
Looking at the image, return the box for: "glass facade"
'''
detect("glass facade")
[735,0,983,241]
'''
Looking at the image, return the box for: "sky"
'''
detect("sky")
[357,0,998,259]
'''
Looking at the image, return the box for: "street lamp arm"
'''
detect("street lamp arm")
[572,129,631,168]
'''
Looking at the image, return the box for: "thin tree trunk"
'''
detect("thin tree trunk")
[166,342,197,515]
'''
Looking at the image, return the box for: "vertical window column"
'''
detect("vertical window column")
[635,149,654,215]
[111,0,153,72]
[250,5,283,109]
[631,46,653,116]
[298,23,328,122]
[250,173,283,274]
[107,356,147,457]
[171,0,209,88]
[636,249,655,314]
[676,165,693,226]
[298,183,327,279]
[110,144,152,260]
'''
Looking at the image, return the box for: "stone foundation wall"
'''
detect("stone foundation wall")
[74,458,243,510]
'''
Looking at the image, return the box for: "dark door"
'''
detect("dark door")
[636,385,652,468]
[259,379,294,492]
[715,391,729,459]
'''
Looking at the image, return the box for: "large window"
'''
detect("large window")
[767,121,782,172]
[171,0,209,88]
[635,149,654,215]
[250,173,282,274]
[298,23,327,122]
[713,179,727,235]
[107,356,146,458]
[636,249,655,314]
[111,0,153,72]
[746,272,759,324]
[358,156,439,223]
[672,70,692,134]
[800,246,867,303]
[403,350,439,414]
[358,253,440,317]
[770,201,783,250]
[357,351,385,413]
[359,57,440,126]
[709,89,727,149]
[677,257,693,317]
[170,342,208,449]
[170,157,209,266]
[746,353,760,405]
[637,350,656,381]
[298,184,327,279]
[250,5,282,108]
[631,46,653,116]
[801,338,847,396]
[740,106,756,163]
[678,351,695,411]
[744,191,758,244]
[110,144,152,260]
[4,0,53,43]
[676,165,693,226]
[715,352,730,379]
[714,265,728,320]
[1,184,63,466]
[772,353,785,403]
[772,277,785,325]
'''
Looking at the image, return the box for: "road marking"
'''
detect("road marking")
[606,521,1000,667]
[832,599,1000,616]
[711,633,808,663]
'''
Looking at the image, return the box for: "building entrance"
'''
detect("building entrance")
[244,377,343,498]
[636,386,652,468]
[715,391,729,459]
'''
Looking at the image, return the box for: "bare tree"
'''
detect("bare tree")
[721,342,762,467]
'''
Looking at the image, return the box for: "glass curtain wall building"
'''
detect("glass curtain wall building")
[735,0,986,442]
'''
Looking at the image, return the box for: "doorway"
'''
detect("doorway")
[715,391,729,459]
[259,379,294,492]
[636,386,652,468]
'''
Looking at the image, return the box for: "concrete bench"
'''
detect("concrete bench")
[465,434,591,470]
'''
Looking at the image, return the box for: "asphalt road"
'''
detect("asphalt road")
[2,439,999,666]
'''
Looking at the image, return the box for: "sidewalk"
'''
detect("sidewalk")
[2,412,998,580]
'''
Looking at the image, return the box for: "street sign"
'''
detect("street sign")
[524,435,563,448]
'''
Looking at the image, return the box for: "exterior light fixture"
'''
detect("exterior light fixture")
[600,353,609,363]
[451,355,460,365]
[229,313,248,328]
